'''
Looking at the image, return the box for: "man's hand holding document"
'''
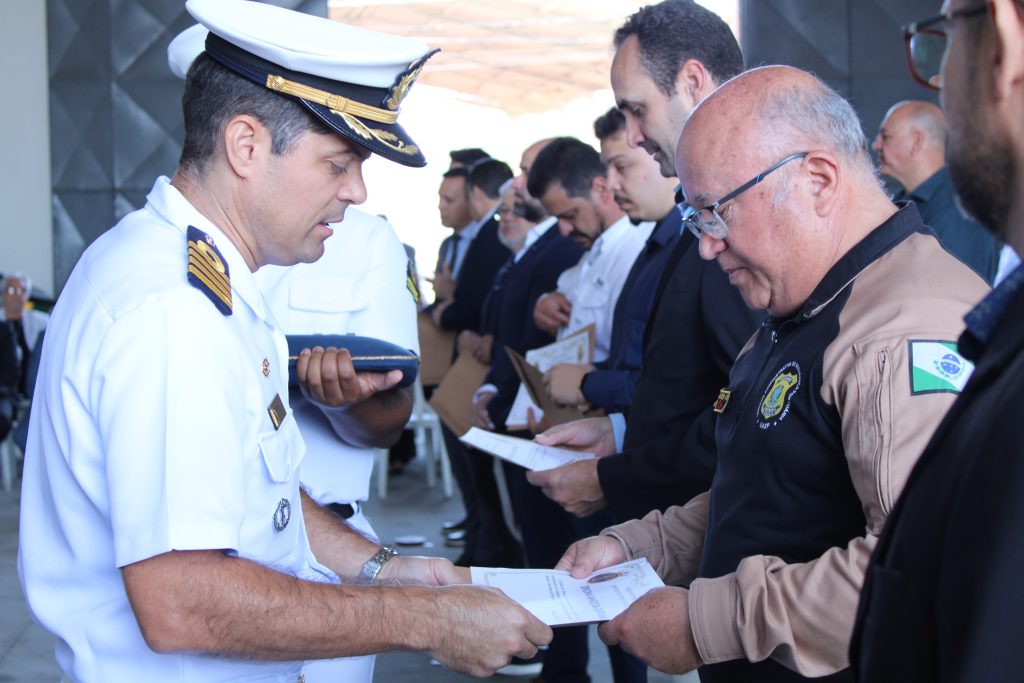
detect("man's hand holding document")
[505,325,595,429]
[459,427,595,471]
[470,559,664,626]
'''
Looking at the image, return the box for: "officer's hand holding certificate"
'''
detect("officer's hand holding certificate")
[470,559,664,626]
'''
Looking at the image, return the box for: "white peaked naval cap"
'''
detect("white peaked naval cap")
[176,0,438,167]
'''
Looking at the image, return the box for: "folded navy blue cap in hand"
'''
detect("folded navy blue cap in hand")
[287,334,419,389]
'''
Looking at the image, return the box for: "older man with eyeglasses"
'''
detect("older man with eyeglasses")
[851,1,1024,680]
[552,65,988,682]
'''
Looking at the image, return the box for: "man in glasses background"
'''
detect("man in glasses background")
[0,274,47,445]
[552,65,987,681]
[852,1,1024,679]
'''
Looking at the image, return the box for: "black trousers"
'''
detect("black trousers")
[443,424,523,567]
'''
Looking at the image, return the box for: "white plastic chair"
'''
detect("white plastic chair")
[374,377,452,499]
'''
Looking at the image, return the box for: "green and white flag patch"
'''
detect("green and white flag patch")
[909,340,974,395]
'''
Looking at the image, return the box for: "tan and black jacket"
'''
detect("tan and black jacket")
[603,204,990,681]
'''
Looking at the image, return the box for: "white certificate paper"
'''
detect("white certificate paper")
[505,326,595,429]
[471,559,664,626]
[460,427,594,471]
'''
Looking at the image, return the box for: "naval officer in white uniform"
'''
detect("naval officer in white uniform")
[17,2,551,681]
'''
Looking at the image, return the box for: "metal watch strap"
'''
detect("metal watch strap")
[356,545,398,585]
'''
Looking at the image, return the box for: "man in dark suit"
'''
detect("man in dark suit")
[527,0,760,526]
[851,2,1024,680]
[390,148,497,475]
[471,139,589,682]
[430,170,511,335]
[432,159,514,561]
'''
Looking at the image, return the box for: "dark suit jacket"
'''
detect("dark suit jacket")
[437,216,510,333]
[851,278,1024,682]
[901,167,1001,283]
[596,228,763,523]
[483,225,583,430]
[581,211,681,413]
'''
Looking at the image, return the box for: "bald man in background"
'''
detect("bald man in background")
[873,100,1001,282]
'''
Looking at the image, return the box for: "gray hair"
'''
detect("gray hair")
[5,272,31,293]
[748,69,881,196]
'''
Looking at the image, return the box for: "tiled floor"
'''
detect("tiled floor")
[1,454,693,682]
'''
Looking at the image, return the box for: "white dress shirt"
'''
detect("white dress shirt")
[550,215,652,362]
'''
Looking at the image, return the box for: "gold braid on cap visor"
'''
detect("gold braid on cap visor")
[265,74,400,124]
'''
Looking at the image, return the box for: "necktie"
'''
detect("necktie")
[11,319,29,395]
[447,233,461,274]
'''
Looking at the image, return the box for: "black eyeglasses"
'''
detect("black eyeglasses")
[902,4,987,90]
[677,152,808,241]
[3,286,26,296]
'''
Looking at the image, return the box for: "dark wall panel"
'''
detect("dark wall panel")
[47,0,325,290]
[741,0,940,155]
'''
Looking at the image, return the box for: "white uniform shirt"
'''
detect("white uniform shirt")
[18,177,332,683]
[255,208,419,506]
[551,215,652,362]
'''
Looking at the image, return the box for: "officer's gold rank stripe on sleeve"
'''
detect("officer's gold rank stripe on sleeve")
[186,225,233,316]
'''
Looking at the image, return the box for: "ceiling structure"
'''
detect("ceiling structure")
[328,0,646,115]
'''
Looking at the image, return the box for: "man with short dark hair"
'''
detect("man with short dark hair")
[431,167,475,303]
[527,137,651,402]
[427,149,488,306]
[852,2,1024,680]
[430,163,511,332]
[556,65,987,682]
[529,0,758,527]
[466,158,513,224]
[450,147,490,169]
[612,0,743,178]
[16,3,551,680]
[872,99,1001,281]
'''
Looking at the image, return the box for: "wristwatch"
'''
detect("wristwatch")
[356,545,398,585]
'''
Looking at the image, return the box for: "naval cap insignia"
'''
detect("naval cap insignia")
[384,49,440,111]
[273,498,291,532]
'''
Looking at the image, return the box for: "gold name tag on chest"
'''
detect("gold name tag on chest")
[268,393,287,430]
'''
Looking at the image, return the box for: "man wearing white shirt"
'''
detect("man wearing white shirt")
[528,137,652,406]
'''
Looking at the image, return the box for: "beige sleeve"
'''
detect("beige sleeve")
[601,491,709,587]
[687,289,976,675]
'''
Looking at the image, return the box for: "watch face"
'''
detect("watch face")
[357,546,399,585]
